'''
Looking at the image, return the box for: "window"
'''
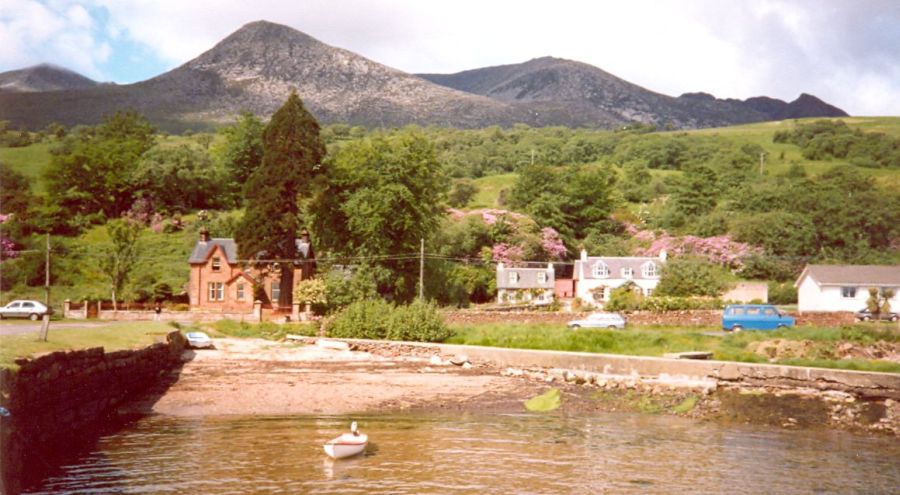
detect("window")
[508,272,520,284]
[621,267,634,278]
[645,288,654,297]
[211,256,221,272]
[237,283,245,301]
[763,307,776,316]
[841,287,857,298]
[592,262,609,278]
[207,282,224,301]
[271,280,281,302]
[537,272,548,284]
[642,262,658,278]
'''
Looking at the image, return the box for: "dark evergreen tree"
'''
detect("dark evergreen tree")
[235,91,325,307]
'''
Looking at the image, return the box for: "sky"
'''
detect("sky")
[1,0,898,116]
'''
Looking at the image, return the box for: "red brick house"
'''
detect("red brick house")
[188,229,315,311]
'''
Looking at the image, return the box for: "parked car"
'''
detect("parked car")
[567,312,626,329]
[185,331,214,349]
[0,300,51,321]
[722,304,794,332]
[855,308,899,322]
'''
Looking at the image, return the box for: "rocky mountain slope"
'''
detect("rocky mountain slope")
[0,21,847,131]
[0,63,99,93]
[420,57,847,126]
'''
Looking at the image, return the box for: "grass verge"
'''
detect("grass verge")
[445,323,900,373]
[0,321,173,370]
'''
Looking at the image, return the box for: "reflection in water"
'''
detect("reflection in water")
[25,412,900,494]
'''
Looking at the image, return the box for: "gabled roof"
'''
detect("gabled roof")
[189,238,238,264]
[497,266,555,289]
[576,257,662,280]
[797,264,900,287]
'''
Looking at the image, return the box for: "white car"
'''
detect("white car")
[567,312,626,329]
[185,331,214,349]
[0,300,51,320]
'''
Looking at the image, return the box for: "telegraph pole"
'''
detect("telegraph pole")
[419,238,425,301]
[759,152,766,175]
[44,233,50,306]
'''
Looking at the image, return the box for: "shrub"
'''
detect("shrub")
[386,300,451,342]
[768,282,798,304]
[638,296,723,312]
[605,285,643,312]
[325,299,394,340]
[325,299,450,342]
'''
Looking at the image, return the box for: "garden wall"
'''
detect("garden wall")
[0,331,187,495]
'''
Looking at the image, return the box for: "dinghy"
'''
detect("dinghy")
[324,421,368,459]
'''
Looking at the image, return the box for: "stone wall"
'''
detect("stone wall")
[0,331,187,495]
[443,310,857,327]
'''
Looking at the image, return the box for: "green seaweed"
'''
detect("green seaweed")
[524,388,562,412]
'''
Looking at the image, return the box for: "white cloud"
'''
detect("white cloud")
[2,0,898,115]
[0,0,109,78]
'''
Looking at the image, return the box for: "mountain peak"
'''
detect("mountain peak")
[0,63,98,93]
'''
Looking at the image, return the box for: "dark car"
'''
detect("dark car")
[855,308,899,322]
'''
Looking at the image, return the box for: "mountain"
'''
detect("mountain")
[0,21,848,131]
[0,63,99,93]
[419,57,848,126]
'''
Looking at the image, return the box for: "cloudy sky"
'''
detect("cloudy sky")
[2,0,898,115]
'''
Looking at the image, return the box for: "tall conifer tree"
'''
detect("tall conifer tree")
[235,90,325,307]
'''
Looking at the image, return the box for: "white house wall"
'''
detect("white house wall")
[798,277,900,313]
[575,278,659,306]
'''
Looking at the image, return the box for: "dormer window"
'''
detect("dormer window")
[642,262,658,278]
[509,272,520,284]
[212,256,221,272]
[592,262,609,278]
[621,267,633,278]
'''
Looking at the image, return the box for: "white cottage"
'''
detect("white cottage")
[574,249,666,307]
[496,262,555,305]
[795,264,900,313]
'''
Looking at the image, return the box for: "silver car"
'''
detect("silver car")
[0,300,51,320]
[567,312,626,329]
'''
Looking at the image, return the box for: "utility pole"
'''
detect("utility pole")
[419,238,425,301]
[44,233,50,306]
[40,233,51,341]
[759,152,766,175]
[531,149,535,166]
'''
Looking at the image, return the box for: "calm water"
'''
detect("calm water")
[25,413,900,494]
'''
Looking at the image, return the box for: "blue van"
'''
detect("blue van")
[722,304,794,331]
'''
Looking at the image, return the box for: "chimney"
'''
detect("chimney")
[659,249,667,262]
[580,248,588,262]
[199,228,210,243]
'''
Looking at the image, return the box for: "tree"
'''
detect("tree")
[44,110,156,219]
[100,219,143,310]
[0,164,33,217]
[448,179,478,208]
[655,256,731,297]
[235,91,325,308]
[311,130,449,301]
[132,144,230,211]
[215,111,265,189]
[670,165,718,218]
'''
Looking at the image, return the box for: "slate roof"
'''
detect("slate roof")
[189,238,238,264]
[798,265,900,286]
[576,257,663,280]
[189,238,314,265]
[497,266,555,289]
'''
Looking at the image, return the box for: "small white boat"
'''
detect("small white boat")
[324,422,368,459]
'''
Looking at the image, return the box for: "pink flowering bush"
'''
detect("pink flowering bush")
[540,227,567,259]
[491,243,525,264]
[628,223,760,269]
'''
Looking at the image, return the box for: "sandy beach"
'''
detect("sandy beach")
[142,338,548,417]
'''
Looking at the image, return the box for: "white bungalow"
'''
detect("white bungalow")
[574,249,666,307]
[795,264,900,313]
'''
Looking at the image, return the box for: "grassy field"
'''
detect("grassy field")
[446,322,900,373]
[0,321,173,369]
[0,141,53,193]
